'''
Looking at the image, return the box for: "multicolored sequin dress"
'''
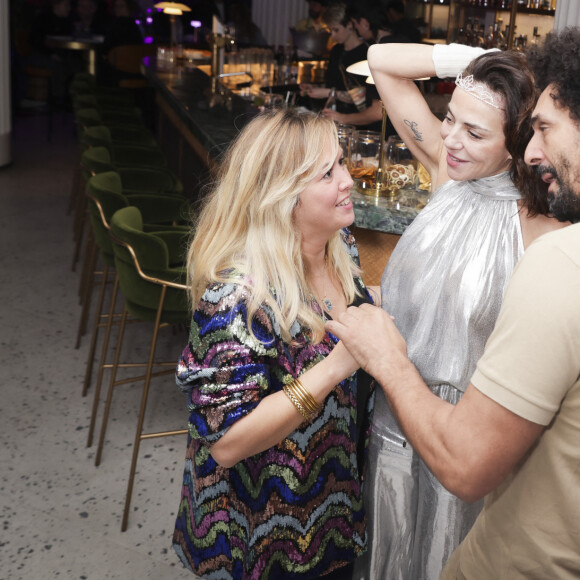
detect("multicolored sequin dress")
[173,230,374,580]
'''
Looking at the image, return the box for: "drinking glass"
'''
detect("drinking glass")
[385,135,418,191]
[336,123,356,167]
[350,130,381,189]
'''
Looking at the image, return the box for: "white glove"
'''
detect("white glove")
[432,43,500,79]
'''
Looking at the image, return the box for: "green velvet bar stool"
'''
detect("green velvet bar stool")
[72,146,184,272]
[80,147,183,195]
[78,169,189,346]
[68,107,158,217]
[75,153,185,331]
[72,94,144,126]
[80,126,167,169]
[69,78,135,108]
[74,109,158,144]
[81,172,190,456]
[69,68,155,129]
[105,205,190,531]
[70,72,132,99]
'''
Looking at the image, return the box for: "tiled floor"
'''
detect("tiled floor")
[0,112,199,579]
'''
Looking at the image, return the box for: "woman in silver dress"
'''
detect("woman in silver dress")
[353,43,567,580]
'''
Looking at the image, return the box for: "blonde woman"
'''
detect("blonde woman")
[173,108,375,580]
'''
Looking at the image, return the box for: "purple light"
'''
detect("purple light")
[144,36,155,44]
[146,7,152,12]
[135,19,141,25]
[190,20,202,28]
[146,16,153,24]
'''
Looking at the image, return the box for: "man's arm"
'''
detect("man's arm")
[326,304,544,502]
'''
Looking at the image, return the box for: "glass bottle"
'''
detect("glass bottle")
[324,88,337,111]
[290,46,299,84]
[339,64,366,112]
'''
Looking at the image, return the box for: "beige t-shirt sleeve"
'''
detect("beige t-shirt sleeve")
[472,231,580,426]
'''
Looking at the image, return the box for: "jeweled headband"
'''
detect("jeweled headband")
[455,72,502,110]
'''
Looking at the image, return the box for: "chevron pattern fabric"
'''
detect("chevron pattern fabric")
[173,232,372,579]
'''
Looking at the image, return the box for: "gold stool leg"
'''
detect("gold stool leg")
[78,227,96,303]
[71,191,88,271]
[75,232,97,348]
[80,259,107,388]
[94,303,128,465]
[67,149,81,215]
[121,286,166,532]
[84,271,118,400]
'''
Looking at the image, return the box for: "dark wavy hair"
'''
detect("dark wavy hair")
[348,4,389,37]
[526,27,580,126]
[464,50,548,216]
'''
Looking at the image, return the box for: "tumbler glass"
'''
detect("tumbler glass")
[336,123,356,168]
[385,135,418,191]
[350,130,381,189]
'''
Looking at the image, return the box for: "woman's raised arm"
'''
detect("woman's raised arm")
[368,43,444,180]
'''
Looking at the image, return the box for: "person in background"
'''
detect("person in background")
[72,0,109,37]
[301,2,382,130]
[295,0,328,32]
[347,40,567,580]
[172,108,376,580]
[226,1,268,47]
[101,0,142,53]
[350,2,391,44]
[330,26,580,580]
[98,0,143,86]
[29,0,73,48]
[27,0,75,105]
[382,0,422,44]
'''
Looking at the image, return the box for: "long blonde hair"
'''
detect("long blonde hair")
[187,108,361,344]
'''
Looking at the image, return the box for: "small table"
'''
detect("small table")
[45,35,105,76]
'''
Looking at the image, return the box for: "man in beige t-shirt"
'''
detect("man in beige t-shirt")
[441,223,580,578]
[327,28,580,578]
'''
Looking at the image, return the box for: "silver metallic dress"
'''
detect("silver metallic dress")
[354,172,524,580]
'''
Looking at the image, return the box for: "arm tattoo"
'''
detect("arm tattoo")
[404,119,423,142]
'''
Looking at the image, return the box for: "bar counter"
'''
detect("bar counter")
[142,57,430,284]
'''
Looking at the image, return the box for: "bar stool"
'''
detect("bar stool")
[72,145,183,274]
[69,77,136,107]
[74,151,185,341]
[71,93,144,125]
[68,107,159,217]
[105,205,190,531]
[82,172,189,453]
[80,125,167,170]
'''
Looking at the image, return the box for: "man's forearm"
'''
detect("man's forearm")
[326,304,543,502]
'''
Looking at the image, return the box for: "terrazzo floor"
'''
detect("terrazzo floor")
[0,111,200,580]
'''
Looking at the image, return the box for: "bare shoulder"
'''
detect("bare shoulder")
[519,210,570,249]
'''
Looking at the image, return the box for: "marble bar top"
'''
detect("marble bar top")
[142,57,429,235]
[352,187,431,235]
[142,57,258,164]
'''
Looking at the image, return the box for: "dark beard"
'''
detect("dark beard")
[549,183,580,224]
[536,165,580,223]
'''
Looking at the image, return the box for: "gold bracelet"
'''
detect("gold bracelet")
[283,378,323,420]
[292,378,322,415]
[283,383,311,420]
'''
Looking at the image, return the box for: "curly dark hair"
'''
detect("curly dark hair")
[464,50,548,216]
[526,27,580,126]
